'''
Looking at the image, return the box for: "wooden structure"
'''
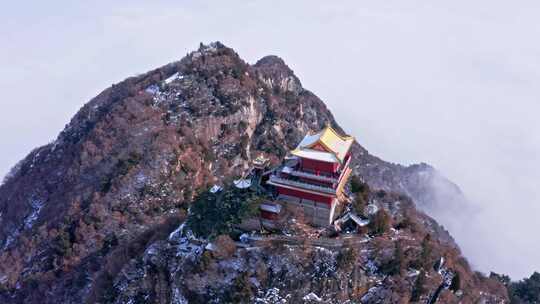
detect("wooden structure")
[266,126,354,226]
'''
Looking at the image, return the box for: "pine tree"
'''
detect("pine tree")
[352,194,367,216]
[350,175,370,200]
[411,270,427,302]
[450,271,461,292]
[230,272,253,302]
[420,234,433,270]
[368,209,391,236]
[381,240,404,276]
[337,245,358,270]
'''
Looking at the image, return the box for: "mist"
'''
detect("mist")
[1,1,539,279]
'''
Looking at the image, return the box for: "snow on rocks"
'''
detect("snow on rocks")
[164,72,184,84]
[249,277,261,288]
[192,42,220,59]
[266,251,306,283]
[254,287,290,304]
[173,237,203,261]
[365,259,379,275]
[218,258,245,272]
[171,287,188,304]
[311,247,337,280]
[142,242,164,267]
[218,258,247,285]
[303,292,322,302]
[144,84,168,106]
[168,223,185,242]
[144,80,188,112]
[2,232,18,251]
[361,285,383,303]
[24,196,45,229]
[168,222,197,242]
[167,222,204,261]
[145,84,160,95]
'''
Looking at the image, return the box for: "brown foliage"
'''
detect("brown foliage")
[213,235,236,260]
[85,215,183,303]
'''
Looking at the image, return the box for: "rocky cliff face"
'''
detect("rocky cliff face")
[0,42,507,303]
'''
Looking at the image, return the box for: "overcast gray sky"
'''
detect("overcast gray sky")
[1,1,539,279]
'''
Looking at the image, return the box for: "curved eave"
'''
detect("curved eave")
[290,149,339,164]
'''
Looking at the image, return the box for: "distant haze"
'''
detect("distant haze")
[1,1,539,279]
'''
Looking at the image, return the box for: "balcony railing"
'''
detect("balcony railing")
[287,155,352,180]
[286,168,338,183]
[269,175,337,195]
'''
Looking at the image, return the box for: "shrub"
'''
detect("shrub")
[213,235,236,259]
[240,135,250,159]
[229,272,253,302]
[116,152,142,176]
[187,187,263,238]
[337,247,358,270]
[100,152,142,193]
[100,176,113,193]
[237,121,247,132]
[490,272,511,286]
[508,272,540,303]
[368,209,391,236]
[86,216,181,303]
[352,194,367,216]
[52,230,72,257]
[395,211,417,232]
[101,233,118,255]
[350,175,369,195]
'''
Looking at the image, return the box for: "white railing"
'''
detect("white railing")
[287,169,338,183]
[269,175,336,195]
[286,156,352,184]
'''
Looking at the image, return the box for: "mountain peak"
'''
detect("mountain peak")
[254,55,302,94]
[0,44,508,303]
[255,55,289,70]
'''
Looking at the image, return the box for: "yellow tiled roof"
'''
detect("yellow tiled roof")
[292,126,355,163]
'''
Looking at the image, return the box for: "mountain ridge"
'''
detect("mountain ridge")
[0,42,506,303]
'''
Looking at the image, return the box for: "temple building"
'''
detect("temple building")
[266,126,355,226]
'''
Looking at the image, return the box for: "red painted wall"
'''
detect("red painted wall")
[277,186,333,205]
[300,158,339,173]
[261,210,278,220]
